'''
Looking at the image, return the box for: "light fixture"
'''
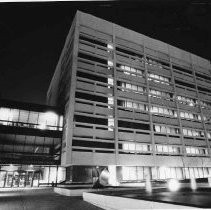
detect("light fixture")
[168,179,180,192]
[107,43,114,50]
[37,123,46,130]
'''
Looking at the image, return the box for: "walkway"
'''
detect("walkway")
[0,188,103,210]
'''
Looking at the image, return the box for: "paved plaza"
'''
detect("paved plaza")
[0,188,102,210]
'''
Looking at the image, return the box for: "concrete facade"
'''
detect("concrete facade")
[47,11,211,183]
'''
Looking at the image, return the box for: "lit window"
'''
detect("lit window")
[185,113,189,119]
[138,86,143,92]
[139,104,145,111]
[183,129,188,136]
[191,147,196,154]
[108,78,114,86]
[127,101,132,108]
[158,107,163,114]
[186,147,191,154]
[108,97,114,105]
[157,145,163,152]
[155,125,161,132]
[133,103,138,109]
[108,118,114,131]
[180,112,185,118]
[128,143,135,151]
[107,43,114,50]
[166,127,171,134]
[161,126,166,133]
[136,144,142,152]
[163,145,168,153]
[108,60,113,67]
[126,83,131,89]
[132,85,137,91]
[188,130,192,136]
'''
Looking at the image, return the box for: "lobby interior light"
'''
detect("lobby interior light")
[45,111,57,121]
[168,179,180,192]
[37,123,46,130]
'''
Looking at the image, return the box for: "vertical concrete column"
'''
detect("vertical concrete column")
[168,54,186,157]
[190,54,211,157]
[142,39,155,160]
[64,14,80,166]
[108,165,118,186]
[112,24,119,165]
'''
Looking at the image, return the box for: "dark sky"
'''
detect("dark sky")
[0,1,211,105]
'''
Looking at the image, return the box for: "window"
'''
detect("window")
[123,143,150,153]
[108,97,114,105]
[155,125,161,132]
[107,43,113,50]
[108,118,114,131]
[108,60,113,67]
[108,78,113,86]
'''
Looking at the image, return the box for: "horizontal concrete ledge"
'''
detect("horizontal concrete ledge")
[83,192,198,210]
[54,186,148,197]
[0,187,52,192]
[54,187,94,196]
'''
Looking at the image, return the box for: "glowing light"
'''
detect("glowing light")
[0,108,13,122]
[168,179,180,192]
[107,43,114,50]
[45,112,57,121]
[108,60,113,67]
[145,176,152,193]
[108,165,119,186]
[37,123,46,130]
[190,177,197,191]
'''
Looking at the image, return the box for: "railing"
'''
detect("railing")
[0,120,62,131]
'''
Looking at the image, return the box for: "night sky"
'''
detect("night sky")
[0,1,211,105]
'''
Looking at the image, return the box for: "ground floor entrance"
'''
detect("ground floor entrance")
[0,165,65,188]
[0,170,40,188]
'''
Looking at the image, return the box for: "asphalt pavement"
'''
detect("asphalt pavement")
[0,188,103,210]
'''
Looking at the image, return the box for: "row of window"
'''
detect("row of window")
[151,106,177,117]
[0,107,63,131]
[119,65,143,77]
[120,81,211,113]
[177,95,211,110]
[119,65,171,85]
[186,146,208,155]
[121,100,202,122]
[121,82,171,100]
[120,101,148,112]
[121,82,145,93]
[122,142,207,156]
[154,125,205,138]
[156,144,180,154]
[149,89,171,98]
[154,125,179,135]
[180,111,201,121]
[121,166,210,181]
[183,128,204,137]
[122,143,150,153]
[145,58,164,69]
[177,95,196,107]
[148,73,170,85]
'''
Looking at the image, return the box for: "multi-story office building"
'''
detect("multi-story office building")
[47,11,211,184]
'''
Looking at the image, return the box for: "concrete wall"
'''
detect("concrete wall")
[72,151,211,168]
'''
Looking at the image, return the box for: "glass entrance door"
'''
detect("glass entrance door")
[18,172,26,187]
[0,171,6,187]
[25,171,33,187]
[5,172,13,187]
[13,171,19,187]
